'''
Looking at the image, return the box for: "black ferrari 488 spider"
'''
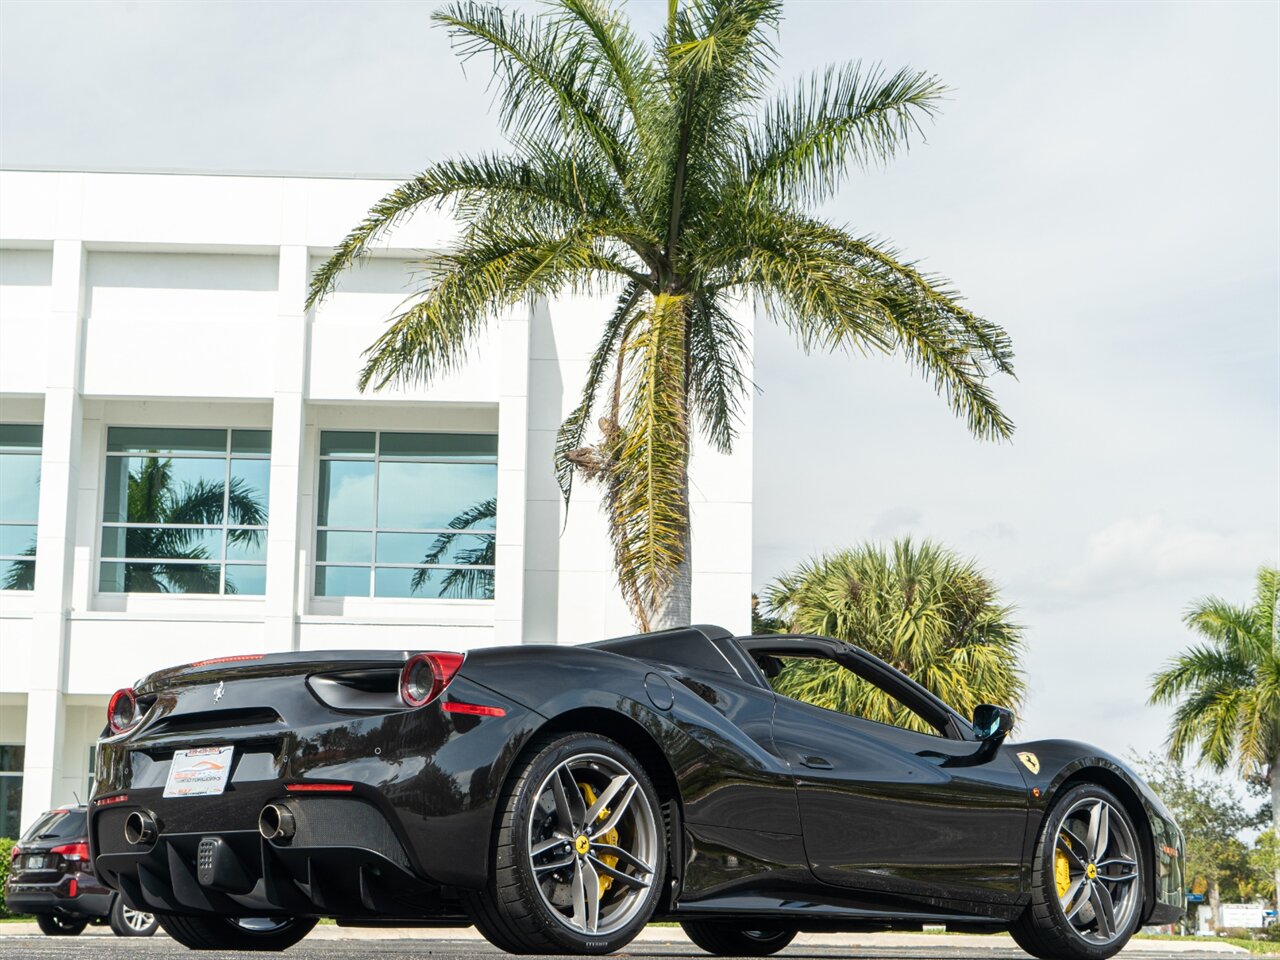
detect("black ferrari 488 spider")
[88,624,1183,957]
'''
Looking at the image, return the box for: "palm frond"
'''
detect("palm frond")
[1153,567,1280,779]
[358,224,640,391]
[743,63,946,204]
[307,153,629,308]
[601,293,690,628]
[554,282,643,506]
[555,0,652,131]
[687,291,749,452]
[765,538,1026,722]
[434,1,631,180]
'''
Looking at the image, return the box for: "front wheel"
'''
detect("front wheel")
[681,920,797,956]
[1010,783,1145,960]
[157,915,317,951]
[36,913,87,936]
[465,732,667,954]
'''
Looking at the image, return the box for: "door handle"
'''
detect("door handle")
[800,755,833,770]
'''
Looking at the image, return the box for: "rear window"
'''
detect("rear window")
[21,809,86,842]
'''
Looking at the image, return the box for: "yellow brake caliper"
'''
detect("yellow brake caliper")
[1055,833,1073,898]
[579,783,620,898]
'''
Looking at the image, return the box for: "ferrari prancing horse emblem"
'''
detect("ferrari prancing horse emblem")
[1017,751,1040,774]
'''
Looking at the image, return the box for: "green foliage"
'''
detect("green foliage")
[309,0,1016,628]
[1149,566,1280,779]
[1252,830,1279,902]
[1131,754,1255,902]
[1149,566,1280,905]
[0,837,17,918]
[750,593,785,634]
[762,538,1025,731]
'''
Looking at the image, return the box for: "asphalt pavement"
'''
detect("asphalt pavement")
[0,930,1250,960]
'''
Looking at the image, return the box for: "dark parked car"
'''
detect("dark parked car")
[7,805,157,937]
[88,626,1184,957]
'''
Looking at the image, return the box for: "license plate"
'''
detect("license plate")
[164,746,234,798]
[25,855,48,870]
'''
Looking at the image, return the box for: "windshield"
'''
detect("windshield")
[20,809,86,842]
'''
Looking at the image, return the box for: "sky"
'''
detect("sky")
[1,0,1277,768]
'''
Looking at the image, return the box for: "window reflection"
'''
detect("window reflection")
[0,424,41,591]
[98,427,270,595]
[315,431,497,600]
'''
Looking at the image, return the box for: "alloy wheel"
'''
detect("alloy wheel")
[121,906,154,932]
[1054,797,1141,944]
[526,752,659,936]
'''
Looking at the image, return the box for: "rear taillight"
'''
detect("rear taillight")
[107,687,140,734]
[51,842,89,862]
[399,652,465,708]
[9,845,19,862]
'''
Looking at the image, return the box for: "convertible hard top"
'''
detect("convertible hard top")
[588,623,968,735]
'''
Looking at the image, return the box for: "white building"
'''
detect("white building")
[0,169,753,837]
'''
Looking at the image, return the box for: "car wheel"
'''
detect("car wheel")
[109,896,158,937]
[1010,783,1144,960]
[36,913,88,936]
[157,915,318,951]
[465,731,667,955]
[681,920,798,956]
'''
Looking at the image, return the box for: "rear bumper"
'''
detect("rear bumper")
[4,886,114,920]
[88,676,541,919]
[92,787,462,920]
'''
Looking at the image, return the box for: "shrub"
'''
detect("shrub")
[0,837,15,917]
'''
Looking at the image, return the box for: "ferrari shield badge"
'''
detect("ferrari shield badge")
[1017,751,1040,774]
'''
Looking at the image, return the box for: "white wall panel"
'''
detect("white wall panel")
[0,619,33,693]
[0,249,53,394]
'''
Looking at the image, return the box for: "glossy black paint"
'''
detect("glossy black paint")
[88,625,1185,932]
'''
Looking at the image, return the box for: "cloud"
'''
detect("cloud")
[1052,516,1275,597]
[867,507,923,539]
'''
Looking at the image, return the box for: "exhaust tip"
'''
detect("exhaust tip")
[258,803,295,841]
[124,810,158,846]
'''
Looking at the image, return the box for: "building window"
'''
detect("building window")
[0,424,41,591]
[99,427,270,595]
[315,431,496,600]
[0,745,23,839]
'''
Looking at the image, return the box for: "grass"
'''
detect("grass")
[1136,933,1280,956]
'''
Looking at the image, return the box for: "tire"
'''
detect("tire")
[36,913,88,936]
[464,732,667,955]
[156,915,317,951]
[1010,783,1145,960]
[109,895,158,937]
[681,920,798,956]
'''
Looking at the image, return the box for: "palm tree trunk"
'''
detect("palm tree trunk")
[1208,879,1221,932]
[1271,758,1280,909]
[649,468,692,630]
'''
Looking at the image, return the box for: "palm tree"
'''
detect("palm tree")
[1149,566,1280,903]
[307,0,1016,630]
[410,497,497,599]
[88,457,265,594]
[763,538,1025,733]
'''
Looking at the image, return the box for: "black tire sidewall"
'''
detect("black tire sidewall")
[681,919,798,956]
[158,913,318,950]
[507,733,667,953]
[1035,783,1143,959]
[36,913,87,936]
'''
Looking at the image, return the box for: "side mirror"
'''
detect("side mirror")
[973,704,1014,742]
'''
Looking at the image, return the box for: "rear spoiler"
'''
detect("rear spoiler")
[134,649,420,695]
